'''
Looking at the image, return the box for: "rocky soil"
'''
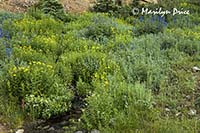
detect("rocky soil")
[0,0,158,13]
[0,123,8,133]
[0,0,96,13]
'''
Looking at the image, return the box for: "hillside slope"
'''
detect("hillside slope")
[0,0,158,13]
[0,0,95,13]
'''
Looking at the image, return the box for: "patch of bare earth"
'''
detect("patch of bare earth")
[0,123,7,133]
[0,0,159,13]
[60,0,96,13]
[0,0,96,13]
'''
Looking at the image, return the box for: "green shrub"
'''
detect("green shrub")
[4,62,54,99]
[0,97,24,128]
[80,14,132,44]
[81,75,154,130]
[133,16,166,36]
[13,45,52,63]
[150,118,200,133]
[35,0,72,22]
[93,0,121,13]
[0,9,200,132]
[132,0,140,7]
[76,78,93,97]
[80,15,114,44]
[12,16,69,61]
[25,93,72,119]
[54,61,73,85]
[14,16,65,36]
[0,42,5,61]
[62,52,103,96]
[1,61,73,119]
[177,39,199,56]
[159,33,177,50]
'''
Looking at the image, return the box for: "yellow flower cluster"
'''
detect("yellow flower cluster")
[19,45,34,52]
[19,45,31,49]
[94,72,109,87]
[9,66,30,77]
[9,61,54,77]
[34,35,57,51]
[91,46,100,51]
[35,35,57,45]
[29,61,53,69]
[15,18,37,33]
[111,27,116,34]
[43,36,57,45]
[180,2,188,7]
[166,29,200,40]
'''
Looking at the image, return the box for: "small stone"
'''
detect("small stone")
[192,66,200,72]
[48,127,55,131]
[16,129,24,133]
[188,109,197,116]
[43,125,50,130]
[176,112,181,117]
[91,129,100,133]
[165,108,170,112]
[75,131,83,133]
[186,95,191,100]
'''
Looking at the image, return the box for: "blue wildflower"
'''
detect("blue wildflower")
[151,15,156,23]
[6,47,12,57]
[132,27,136,33]
[173,17,177,24]
[139,16,144,22]
[5,31,11,40]
[0,28,3,38]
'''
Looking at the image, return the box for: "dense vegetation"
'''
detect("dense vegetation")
[0,0,200,132]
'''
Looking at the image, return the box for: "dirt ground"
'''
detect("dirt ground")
[0,123,7,133]
[0,0,158,13]
[0,0,96,13]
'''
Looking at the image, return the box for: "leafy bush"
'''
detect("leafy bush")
[81,76,154,130]
[61,51,104,97]
[14,16,64,36]
[0,41,6,61]
[80,14,132,44]
[150,118,200,132]
[35,0,72,22]
[25,93,72,119]
[76,78,93,96]
[4,62,47,97]
[133,16,167,36]
[0,7,200,132]
[159,33,177,50]
[13,45,51,63]
[177,39,199,56]
[1,61,73,119]
[93,0,121,13]
[79,14,115,44]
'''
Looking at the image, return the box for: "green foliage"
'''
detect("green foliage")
[0,14,74,121]
[80,14,132,44]
[25,93,72,119]
[132,0,140,7]
[0,42,5,61]
[76,78,93,97]
[0,7,200,132]
[35,0,73,22]
[81,76,154,130]
[132,16,166,36]
[1,61,73,119]
[0,97,24,128]
[93,0,120,13]
[150,118,200,132]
